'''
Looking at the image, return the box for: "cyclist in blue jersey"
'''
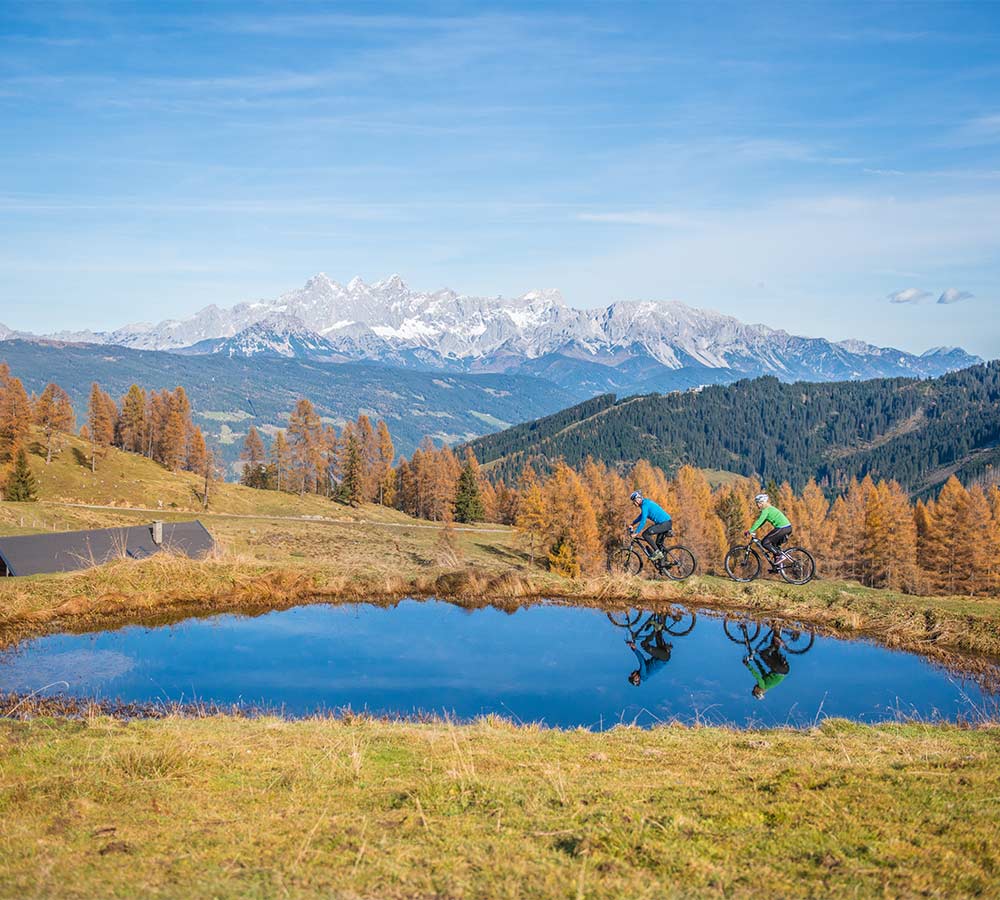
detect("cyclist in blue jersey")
[627,627,672,685]
[627,490,673,562]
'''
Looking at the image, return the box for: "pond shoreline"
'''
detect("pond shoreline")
[2,556,1000,682]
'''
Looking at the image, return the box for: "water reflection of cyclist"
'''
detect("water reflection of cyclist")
[627,624,673,686]
[744,632,790,700]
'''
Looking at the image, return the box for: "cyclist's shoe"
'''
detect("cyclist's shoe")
[649,550,665,562]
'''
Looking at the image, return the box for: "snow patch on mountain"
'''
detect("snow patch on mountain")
[210,313,338,359]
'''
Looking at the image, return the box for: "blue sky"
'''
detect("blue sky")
[1,0,998,356]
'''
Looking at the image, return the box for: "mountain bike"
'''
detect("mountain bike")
[607,530,697,581]
[605,606,697,636]
[722,615,816,655]
[723,533,815,585]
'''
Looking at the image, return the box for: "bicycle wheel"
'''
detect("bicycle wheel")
[778,548,815,585]
[662,608,696,636]
[723,617,761,644]
[724,545,761,582]
[608,547,643,576]
[660,545,696,581]
[775,626,815,654]
[606,609,643,628]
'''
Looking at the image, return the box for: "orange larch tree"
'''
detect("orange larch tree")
[34,382,75,464]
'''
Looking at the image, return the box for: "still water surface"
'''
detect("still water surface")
[1,600,995,728]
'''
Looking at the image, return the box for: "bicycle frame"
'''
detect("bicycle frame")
[740,534,788,566]
[748,535,778,559]
[724,615,815,655]
[625,535,655,559]
[613,529,697,582]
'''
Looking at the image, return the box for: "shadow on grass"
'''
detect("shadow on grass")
[474,542,530,564]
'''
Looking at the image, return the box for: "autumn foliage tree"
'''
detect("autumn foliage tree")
[87,383,118,472]
[34,383,75,464]
[287,398,324,495]
[270,430,291,491]
[240,425,269,489]
[514,464,547,565]
[118,384,146,454]
[542,462,602,576]
[0,364,32,463]
[375,419,395,505]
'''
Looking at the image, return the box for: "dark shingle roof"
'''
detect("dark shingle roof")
[0,521,214,577]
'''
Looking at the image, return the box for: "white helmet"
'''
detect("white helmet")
[754,493,770,505]
[629,490,643,502]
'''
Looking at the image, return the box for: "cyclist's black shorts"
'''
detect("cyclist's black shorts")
[760,646,790,674]
[761,525,792,551]
[641,521,673,550]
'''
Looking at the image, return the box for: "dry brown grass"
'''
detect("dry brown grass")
[1,714,999,899]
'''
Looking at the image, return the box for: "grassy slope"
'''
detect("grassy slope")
[1,716,998,899]
[4,432,417,524]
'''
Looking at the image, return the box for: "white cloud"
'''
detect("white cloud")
[948,113,1000,148]
[888,288,932,304]
[577,211,694,227]
[938,288,974,304]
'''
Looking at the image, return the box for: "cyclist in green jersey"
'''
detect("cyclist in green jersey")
[744,632,789,700]
[747,492,793,570]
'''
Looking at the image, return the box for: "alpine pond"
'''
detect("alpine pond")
[1,600,996,728]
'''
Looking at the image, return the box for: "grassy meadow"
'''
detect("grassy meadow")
[2,432,1000,897]
[1,715,999,898]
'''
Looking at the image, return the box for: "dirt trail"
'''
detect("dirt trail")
[43,501,510,534]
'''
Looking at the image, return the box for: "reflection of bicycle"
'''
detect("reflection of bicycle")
[608,531,697,581]
[722,616,816,654]
[606,607,697,636]
[723,533,815,585]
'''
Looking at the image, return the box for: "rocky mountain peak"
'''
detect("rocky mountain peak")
[4,273,982,389]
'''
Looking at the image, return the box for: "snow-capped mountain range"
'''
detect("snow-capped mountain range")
[0,274,982,393]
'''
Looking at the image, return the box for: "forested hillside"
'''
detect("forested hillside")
[468,362,1000,495]
[0,339,578,463]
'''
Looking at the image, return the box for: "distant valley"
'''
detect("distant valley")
[0,340,578,473]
